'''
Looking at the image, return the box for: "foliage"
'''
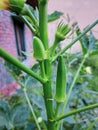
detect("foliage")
[0,0,98,130]
[1,54,98,130]
[0,98,31,130]
[62,53,98,130]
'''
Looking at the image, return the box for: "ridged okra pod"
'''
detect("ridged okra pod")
[55,56,66,103]
[33,36,45,61]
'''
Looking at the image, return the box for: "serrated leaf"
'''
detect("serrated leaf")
[0,101,13,129]
[0,117,9,127]
[4,61,22,76]
[0,100,10,113]
[11,104,30,126]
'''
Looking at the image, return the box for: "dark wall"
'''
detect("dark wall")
[26,0,38,9]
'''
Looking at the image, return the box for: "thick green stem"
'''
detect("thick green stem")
[43,60,56,130]
[23,88,41,130]
[39,61,46,78]
[54,103,98,122]
[39,1,49,49]
[52,19,98,62]
[0,48,47,84]
[38,1,55,129]
[55,103,61,118]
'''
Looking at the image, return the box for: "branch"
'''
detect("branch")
[52,19,98,62]
[62,53,89,111]
[54,103,98,122]
[20,16,37,35]
[23,88,41,130]
[0,48,47,84]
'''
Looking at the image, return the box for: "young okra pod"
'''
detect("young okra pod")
[51,21,71,56]
[55,56,66,103]
[33,36,45,61]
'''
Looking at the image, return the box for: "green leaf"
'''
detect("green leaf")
[89,50,98,56]
[89,31,96,50]
[33,7,39,22]
[82,33,89,49]
[21,4,39,35]
[0,117,11,128]
[4,61,22,76]
[25,123,36,130]
[76,26,98,55]
[21,51,33,57]
[48,11,63,22]
[0,100,13,129]
[75,26,87,54]
[11,104,30,126]
[26,5,39,23]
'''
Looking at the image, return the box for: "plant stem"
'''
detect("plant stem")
[51,39,59,57]
[54,103,98,122]
[63,53,89,109]
[43,60,55,130]
[40,120,48,130]
[87,118,98,130]
[20,16,37,35]
[39,61,46,78]
[23,88,41,130]
[52,19,98,62]
[25,5,39,30]
[55,102,61,118]
[38,1,56,129]
[0,48,47,84]
[39,0,49,49]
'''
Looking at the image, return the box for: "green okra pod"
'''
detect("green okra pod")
[55,56,66,103]
[33,36,45,61]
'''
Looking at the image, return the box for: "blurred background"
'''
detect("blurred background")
[48,0,98,52]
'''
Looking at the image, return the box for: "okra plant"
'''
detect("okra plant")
[0,0,98,130]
